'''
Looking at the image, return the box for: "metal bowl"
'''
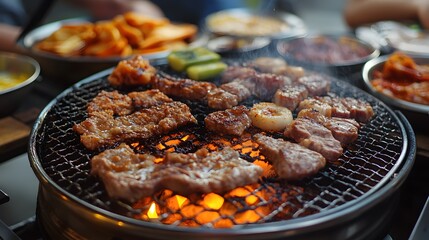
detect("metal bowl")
[205,8,307,39]
[277,34,380,79]
[362,55,429,114]
[0,51,40,117]
[17,18,205,84]
[362,54,429,133]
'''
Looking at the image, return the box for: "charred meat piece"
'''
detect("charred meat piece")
[207,88,239,110]
[247,57,288,75]
[284,118,343,162]
[297,74,331,96]
[153,76,216,101]
[254,134,326,181]
[273,85,309,111]
[325,118,360,146]
[252,73,292,100]
[298,98,333,117]
[127,89,173,110]
[205,105,251,136]
[247,57,305,81]
[298,109,360,146]
[91,143,157,202]
[87,90,133,116]
[340,97,375,123]
[220,81,252,102]
[74,102,197,150]
[87,90,173,117]
[108,55,157,86]
[221,66,257,83]
[297,96,374,123]
[91,144,263,202]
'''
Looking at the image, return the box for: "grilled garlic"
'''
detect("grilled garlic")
[249,102,293,132]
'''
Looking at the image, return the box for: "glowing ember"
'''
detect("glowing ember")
[202,193,224,210]
[147,202,159,219]
[176,195,187,208]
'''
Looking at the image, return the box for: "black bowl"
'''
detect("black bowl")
[276,34,380,85]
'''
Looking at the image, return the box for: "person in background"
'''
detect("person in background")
[343,0,429,29]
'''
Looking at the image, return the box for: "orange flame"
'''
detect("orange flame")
[147,202,159,219]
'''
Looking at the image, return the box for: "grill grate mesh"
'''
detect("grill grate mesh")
[33,62,404,228]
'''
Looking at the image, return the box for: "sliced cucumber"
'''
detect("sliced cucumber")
[167,47,221,71]
[186,61,228,81]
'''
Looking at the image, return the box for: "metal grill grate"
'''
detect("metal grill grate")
[33,63,405,228]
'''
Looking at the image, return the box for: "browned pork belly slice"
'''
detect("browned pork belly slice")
[273,85,309,111]
[254,134,326,181]
[297,96,374,123]
[73,102,197,150]
[221,66,256,83]
[247,57,305,81]
[298,109,360,146]
[206,88,239,110]
[91,144,263,202]
[340,97,375,123]
[108,55,157,86]
[153,76,217,100]
[297,73,331,97]
[87,89,173,116]
[284,118,343,162]
[252,73,293,100]
[87,90,133,116]
[204,105,251,136]
[220,81,252,102]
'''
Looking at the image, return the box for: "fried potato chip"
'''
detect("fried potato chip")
[113,15,143,47]
[84,37,128,57]
[34,12,198,58]
[139,24,197,49]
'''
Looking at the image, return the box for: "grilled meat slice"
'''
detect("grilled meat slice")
[273,85,309,111]
[74,102,197,150]
[340,97,375,123]
[254,134,326,181]
[284,117,343,162]
[204,105,251,136]
[127,89,173,110]
[87,90,133,116]
[87,90,173,116]
[297,96,374,123]
[108,55,157,86]
[220,81,252,102]
[221,66,257,83]
[247,57,305,81]
[252,73,292,100]
[297,74,331,96]
[247,57,288,75]
[206,88,239,110]
[91,144,263,202]
[298,109,360,146]
[153,76,216,101]
[325,117,360,146]
[91,143,157,202]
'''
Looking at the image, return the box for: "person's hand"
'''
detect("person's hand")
[416,0,429,29]
[74,0,165,20]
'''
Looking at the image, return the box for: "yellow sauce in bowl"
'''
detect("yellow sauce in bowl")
[0,72,29,91]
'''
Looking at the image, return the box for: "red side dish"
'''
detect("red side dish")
[371,52,429,105]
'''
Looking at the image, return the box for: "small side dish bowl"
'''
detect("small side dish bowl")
[277,34,380,78]
[205,8,307,39]
[0,51,40,117]
[362,54,429,114]
[362,53,429,133]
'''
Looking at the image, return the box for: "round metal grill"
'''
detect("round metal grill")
[30,60,406,228]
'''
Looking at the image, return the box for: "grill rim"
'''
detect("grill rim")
[28,66,414,236]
